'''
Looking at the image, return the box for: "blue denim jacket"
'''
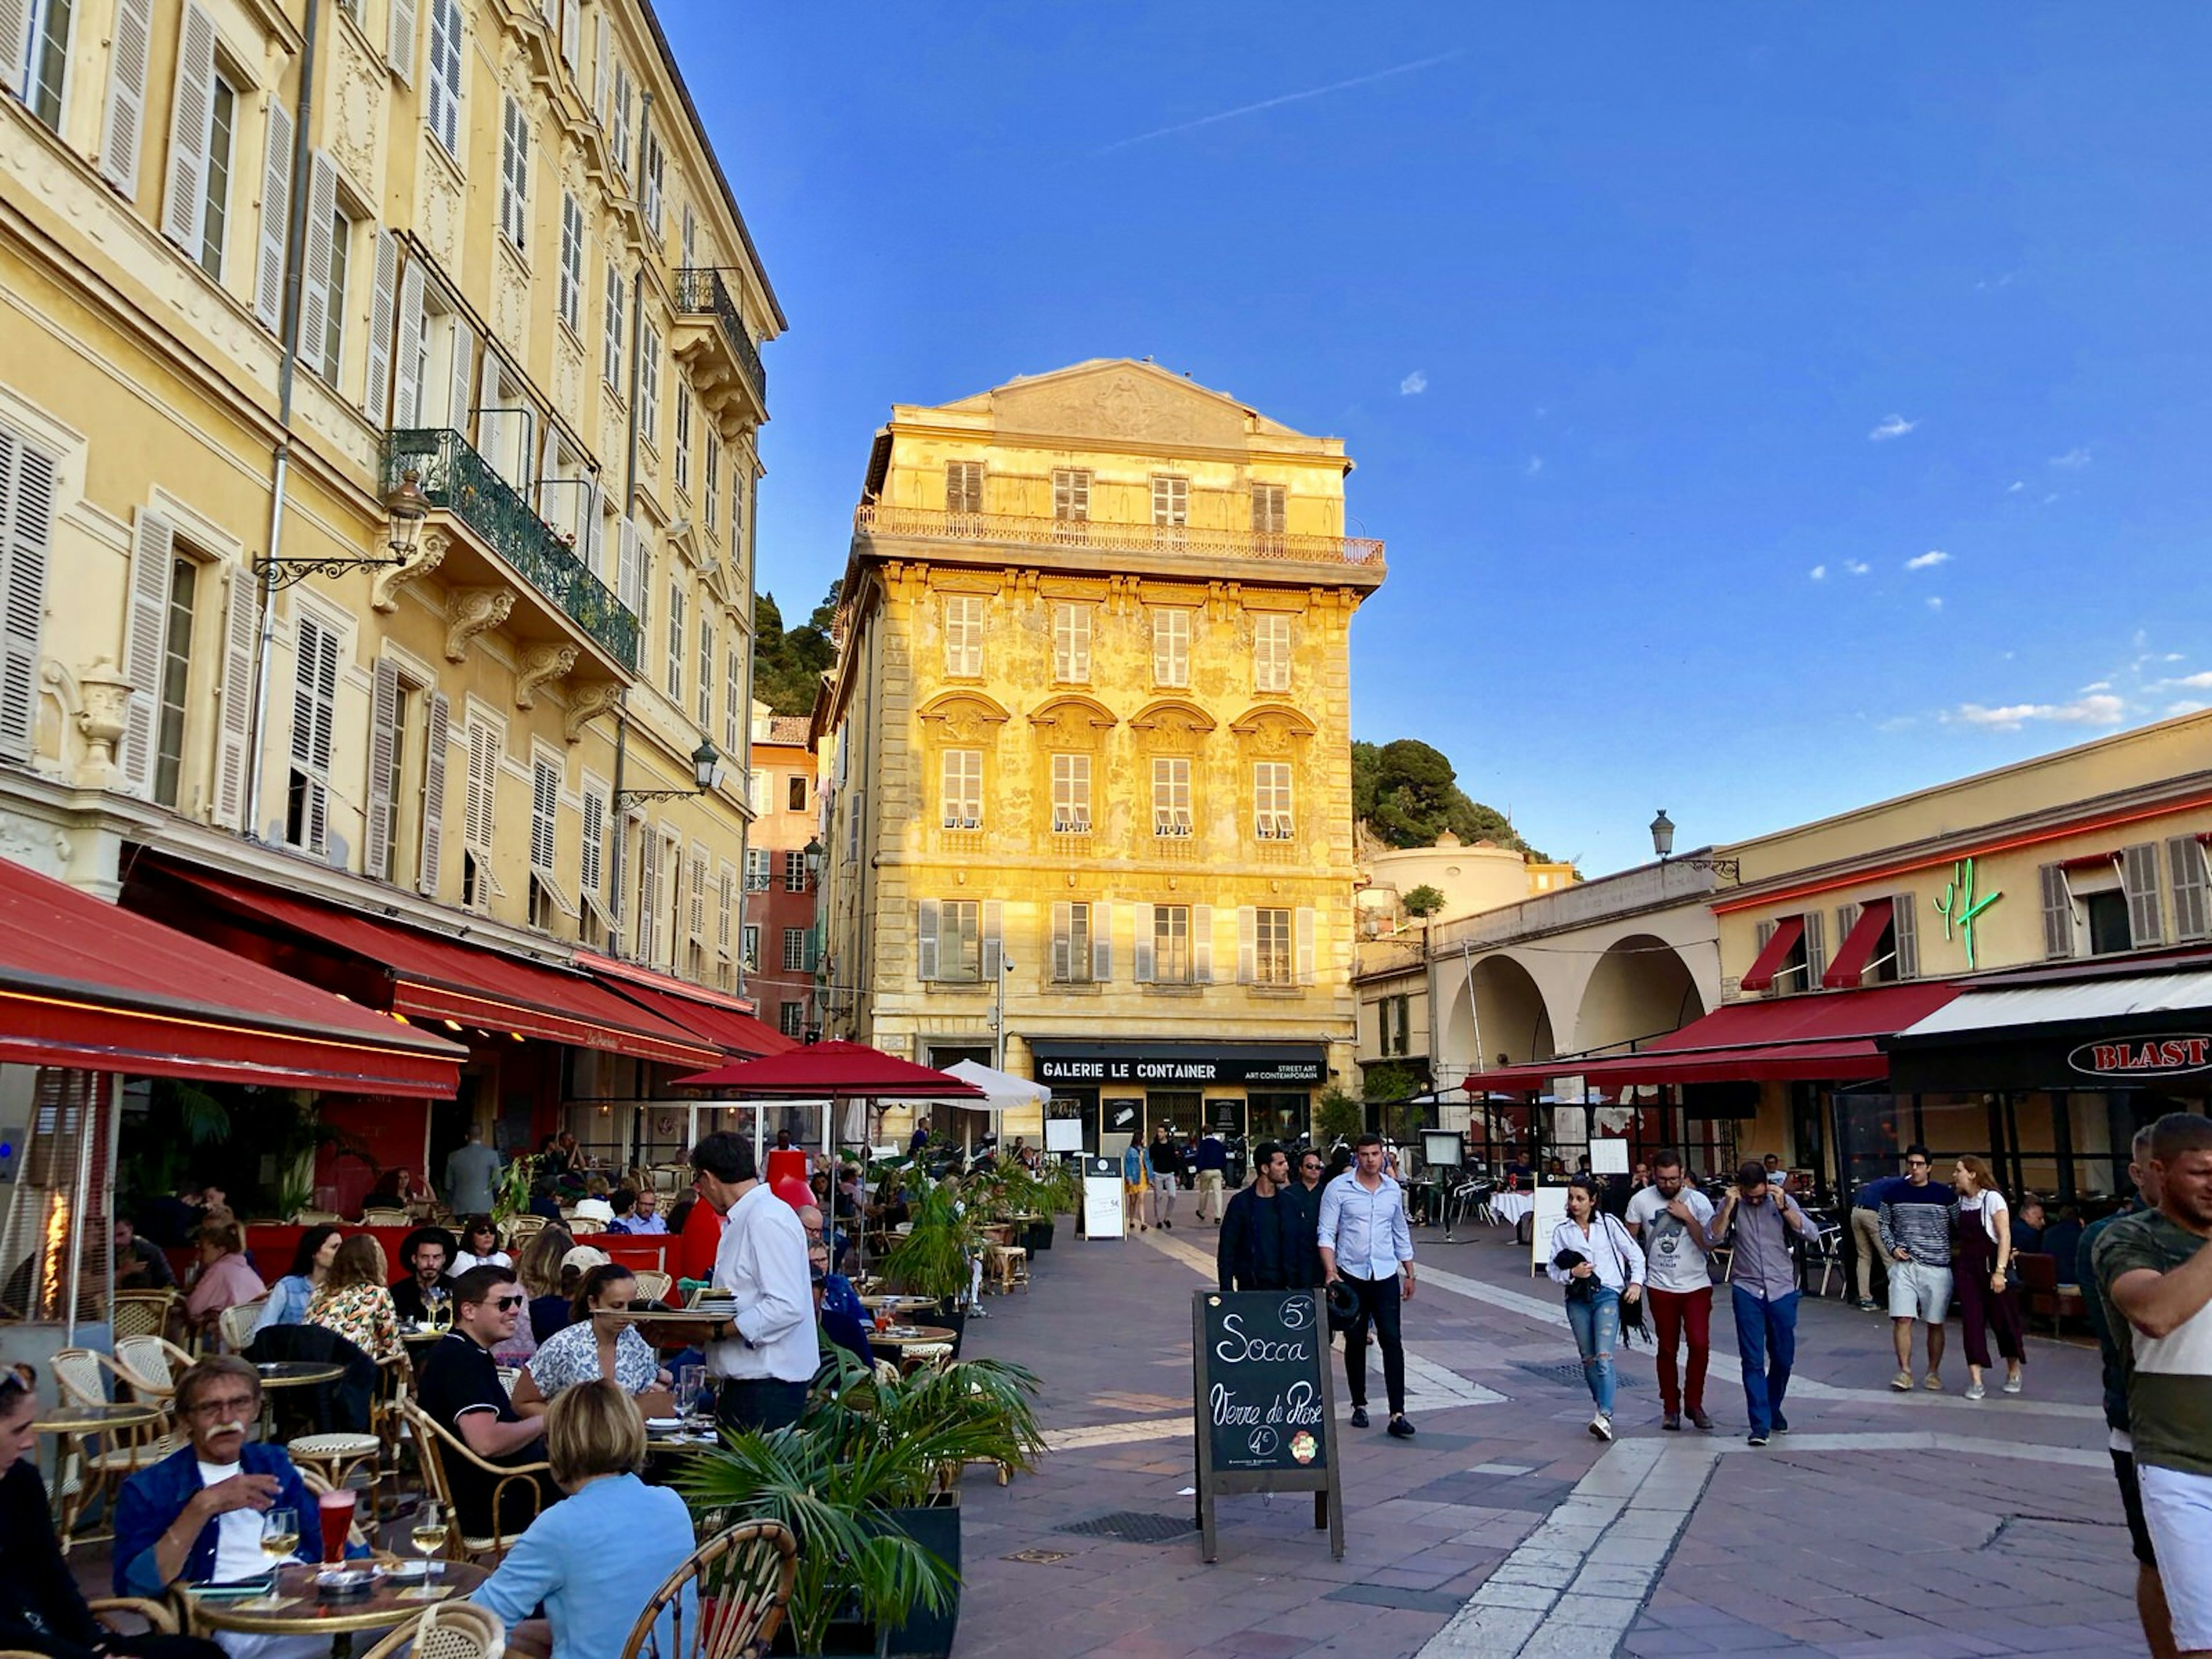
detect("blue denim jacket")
[112,1441,358,1596]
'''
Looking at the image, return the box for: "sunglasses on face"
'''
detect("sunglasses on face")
[486,1294,526,1312]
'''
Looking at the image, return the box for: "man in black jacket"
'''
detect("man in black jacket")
[1218,1142,1306,1291]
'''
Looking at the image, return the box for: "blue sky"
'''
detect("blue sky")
[658,2,2212,873]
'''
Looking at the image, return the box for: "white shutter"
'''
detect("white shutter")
[449,321,475,440]
[2170,838,2209,943]
[2122,843,2164,947]
[289,615,338,853]
[119,510,176,797]
[297,151,338,369]
[162,2,218,250]
[1799,908,1825,991]
[463,719,496,848]
[366,658,399,878]
[916,897,939,981]
[387,0,417,85]
[616,516,642,612]
[1132,902,1155,984]
[1092,900,1112,983]
[1192,904,1213,984]
[254,101,293,330]
[635,828,661,961]
[982,899,1003,978]
[560,0,581,76]
[2039,863,2074,960]
[0,434,54,763]
[419,691,449,894]
[1296,907,1316,984]
[593,12,609,123]
[99,0,157,194]
[0,0,31,97]
[1891,892,1919,979]
[1237,906,1256,984]
[363,232,398,423]
[208,565,255,825]
[580,785,604,897]
[582,478,605,577]
[1050,901,1071,983]
[392,258,425,426]
[531,756,558,870]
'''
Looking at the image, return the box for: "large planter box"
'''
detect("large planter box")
[807,1494,962,1659]
[1024,1218,1055,1253]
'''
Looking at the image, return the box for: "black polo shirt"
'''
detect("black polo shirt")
[415,1332,548,1536]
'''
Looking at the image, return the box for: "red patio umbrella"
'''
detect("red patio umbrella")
[673,1040,986,1097]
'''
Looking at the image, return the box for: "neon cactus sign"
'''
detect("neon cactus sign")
[1933,857,2001,969]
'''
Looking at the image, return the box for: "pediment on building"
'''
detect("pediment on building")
[916,690,1012,745]
[1028,695,1119,747]
[941,359,1312,449]
[1228,706,1318,753]
[1128,698,1218,749]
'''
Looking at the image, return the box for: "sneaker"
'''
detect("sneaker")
[1964,1381,1986,1400]
[1889,1370,1914,1392]
[1162,1219,1172,1230]
[2002,1374,2024,1395]
[1349,1406,1369,1429]
[1772,1414,1790,1434]
[1589,1412,1613,1442]
[1690,1408,1714,1431]
[1923,1373,1943,1392]
[1387,1415,1416,1440]
[1857,1298,1878,1312]
[1662,1411,1681,1431]
[1748,1432,1769,1448]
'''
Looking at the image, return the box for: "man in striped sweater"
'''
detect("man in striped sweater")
[1879,1144,1958,1392]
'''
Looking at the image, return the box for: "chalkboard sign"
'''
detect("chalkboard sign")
[1191,1290,1343,1562]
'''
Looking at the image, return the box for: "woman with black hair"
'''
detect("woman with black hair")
[1546,1175,1646,1443]
[510,1264,671,1416]
[251,1225,342,1336]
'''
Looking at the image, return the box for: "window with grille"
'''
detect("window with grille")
[1154,904,1192,983]
[943,594,984,676]
[941,749,982,828]
[1052,468,1089,530]
[1253,613,1291,693]
[782,927,809,971]
[1052,603,1090,681]
[1252,907,1293,985]
[783,849,808,892]
[286,613,339,851]
[1251,482,1286,537]
[1151,473,1188,529]
[1051,753,1090,832]
[498,96,529,249]
[1153,756,1191,836]
[1254,762,1294,839]
[1152,608,1190,687]
[945,460,983,514]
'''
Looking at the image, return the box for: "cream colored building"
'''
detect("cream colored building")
[1,0,780,1166]
[813,359,1385,1151]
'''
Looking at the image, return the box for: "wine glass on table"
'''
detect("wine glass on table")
[258,1506,298,1597]
[410,1501,448,1586]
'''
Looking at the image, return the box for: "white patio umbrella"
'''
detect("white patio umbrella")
[943,1059,1051,1152]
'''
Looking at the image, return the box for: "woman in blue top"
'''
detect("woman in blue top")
[251,1225,342,1337]
[474,1380,696,1659]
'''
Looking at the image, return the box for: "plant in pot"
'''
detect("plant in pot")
[882,1181,990,1338]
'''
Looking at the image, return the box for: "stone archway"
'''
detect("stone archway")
[1574,933,1705,1055]
[1440,952,1559,1077]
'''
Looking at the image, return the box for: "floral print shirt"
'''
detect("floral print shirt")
[306,1282,404,1365]
[525,1319,658,1400]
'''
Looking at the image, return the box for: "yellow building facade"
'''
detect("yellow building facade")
[813,359,1385,1152]
[1,0,779,1158]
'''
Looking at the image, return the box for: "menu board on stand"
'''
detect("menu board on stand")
[1190,1289,1344,1563]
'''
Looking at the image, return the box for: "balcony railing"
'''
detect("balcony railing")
[673,268,767,409]
[854,503,1385,569]
[383,429,641,671]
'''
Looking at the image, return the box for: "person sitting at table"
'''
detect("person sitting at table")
[251,1226,342,1338]
[2040,1203,2085,1278]
[451,1214,512,1275]
[532,1245,610,1343]
[415,1266,558,1540]
[513,1264,671,1418]
[183,1220,265,1345]
[609,1187,669,1235]
[113,1357,366,1654]
[500,1228,575,1365]
[2011,1195,2047,1255]
[571,1179,615,1227]
[473,1381,697,1659]
[304,1237,405,1366]
[388,1226,457,1327]
[113,1214,179,1291]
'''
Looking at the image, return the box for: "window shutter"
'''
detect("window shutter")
[449,322,475,443]
[99,0,157,194]
[583,479,605,578]
[635,830,660,959]
[982,900,1003,978]
[1752,920,1775,995]
[365,658,398,878]
[1835,902,1859,976]
[162,2,218,250]
[418,691,449,895]
[392,258,425,427]
[0,0,30,96]
[1092,899,1112,982]
[1192,904,1213,984]
[2122,842,2164,948]
[560,0,581,75]
[2169,837,2209,942]
[916,897,940,981]
[388,0,417,84]
[198,563,253,826]
[1050,902,1070,983]
[531,757,558,871]
[1891,892,1919,978]
[289,617,338,853]
[1237,906,1256,984]
[1296,907,1316,984]
[1799,909,1824,991]
[119,510,176,797]
[297,152,339,372]
[1132,902,1154,983]
[0,433,52,764]
[363,232,397,423]
[593,12,609,122]
[253,101,294,330]
[2039,863,2073,959]
[581,787,604,898]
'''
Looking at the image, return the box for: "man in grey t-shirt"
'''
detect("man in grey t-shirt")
[1626,1150,1715,1432]
[1713,1161,1820,1447]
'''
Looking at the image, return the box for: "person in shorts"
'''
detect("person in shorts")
[1878,1143,1956,1391]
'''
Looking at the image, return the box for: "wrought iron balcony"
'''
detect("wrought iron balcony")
[382,429,641,672]
[854,503,1385,571]
[673,268,767,412]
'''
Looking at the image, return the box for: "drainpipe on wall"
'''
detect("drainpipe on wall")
[603,92,654,960]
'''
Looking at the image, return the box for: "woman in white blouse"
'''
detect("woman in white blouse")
[1546,1176,1646,1442]
[512,1263,672,1418]
[452,1215,513,1275]
[1950,1156,2025,1399]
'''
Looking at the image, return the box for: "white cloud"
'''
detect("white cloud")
[1522,455,1543,477]
[2152,671,2212,691]
[1844,560,1870,576]
[2168,700,2209,718]
[2164,653,2186,662]
[1868,414,1918,441]
[2049,446,2092,469]
[1399,370,1427,396]
[2081,681,2112,693]
[1946,694,2128,732]
[2006,480,2024,493]
[1905,550,1950,571]
[1809,565,1828,581]
[1926,596,1944,611]
[2042,493,2061,505]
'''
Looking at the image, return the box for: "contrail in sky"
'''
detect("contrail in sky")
[1096,50,1464,153]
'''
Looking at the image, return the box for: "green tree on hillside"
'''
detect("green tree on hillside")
[752,580,842,717]
[1352,738,1545,858]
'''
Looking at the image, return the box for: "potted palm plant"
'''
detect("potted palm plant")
[882,1181,990,1340]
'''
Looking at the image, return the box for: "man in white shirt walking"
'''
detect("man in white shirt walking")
[1625,1149,1717,1432]
[1318,1133,1417,1439]
[690,1132,816,1432]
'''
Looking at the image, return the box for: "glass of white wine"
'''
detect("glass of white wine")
[410,1501,447,1586]
[259,1506,298,1589]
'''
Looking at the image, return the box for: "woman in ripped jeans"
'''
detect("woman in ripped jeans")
[1547,1173,1647,1445]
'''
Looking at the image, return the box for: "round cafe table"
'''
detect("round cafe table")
[182,1559,491,1656]
[858,1294,937,1315]
[252,1359,346,1440]
[29,1402,166,1538]
[869,1324,956,1372]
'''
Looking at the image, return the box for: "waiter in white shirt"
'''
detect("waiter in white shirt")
[689,1131,817,1431]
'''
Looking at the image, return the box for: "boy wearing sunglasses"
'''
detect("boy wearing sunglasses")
[416,1266,557,1539]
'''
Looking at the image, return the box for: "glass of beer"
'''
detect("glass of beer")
[316,1487,357,1563]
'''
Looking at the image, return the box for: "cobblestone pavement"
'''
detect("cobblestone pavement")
[955,1217,2141,1659]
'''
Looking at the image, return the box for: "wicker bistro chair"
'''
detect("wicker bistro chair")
[0,1596,184,1657]
[504,1214,548,1244]
[217,1299,268,1355]
[632,1269,673,1304]
[396,1399,551,1563]
[110,1288,180,1343]
[361,1207,412,1228]
[619,1520,799,1659]
[358,1601,507,1659]
[48,1349,184,1548]
[107,1334,195,1403]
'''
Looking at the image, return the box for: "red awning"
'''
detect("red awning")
[155,866,717,1069]
[675,1040,986,1097]
[1461,982,1961,1093]
[575,953,797,1059]
[1822,897,1896,990]
[0,856,464,1096]
[1738,915,1806,994]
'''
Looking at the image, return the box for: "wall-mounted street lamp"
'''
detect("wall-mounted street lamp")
[256,472,428,590]
[802,838,823,883]
[1649,809,1740,884]
[617,736,722,806]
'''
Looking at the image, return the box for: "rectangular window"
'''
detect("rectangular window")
[1154,904,1191,983]
[498,95,529,249]
[943,593,984,676]
[695,614,713,729]
[152,556,198,809]
[640,126,664,230]
[1052,603,1090,682]
[933,899,982,982]
[1152,608,1190,688]
[1254,762,1293,839]
[317,203,351,385]
[1252,907,1293,985]
[26,0,73,131]
[1253,613,1291,693]
[1251,482,1286,536]
[427,0,462,157]
[286,613,338,851]
[704,440,719,534]
[941,749,982,828]
[1151,472,1188,532]
[782,849,808,892]
[665,578,684,700]
[744,847,770,889]
[1052,902,1094,984]
[782,927,808,971]
[675,389,692,497]
[786,775,808,812]
[558,194,583,329]
[1152,756,1191,836]
[529,755,559,873]
[945,460,983,515]
[778,1001,805,1039]
[198,71,237,279]
[639,320,661,439]
[723,643,742,755]
[1051,753,1090,832]
[602,261,624,389]
[1052,468,1089,532]
[741,924,760,971]
[609,62,632,179]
